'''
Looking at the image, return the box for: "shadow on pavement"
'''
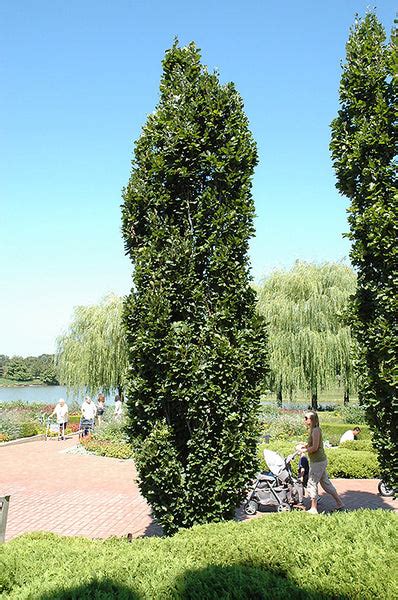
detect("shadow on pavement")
[136,486,397,541]
[338,489,396,511]
[141,518,163,537]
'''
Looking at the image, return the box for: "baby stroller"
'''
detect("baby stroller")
[244,449,303,514]
[79,418,95,438]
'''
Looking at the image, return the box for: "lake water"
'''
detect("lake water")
[0,385,86,406]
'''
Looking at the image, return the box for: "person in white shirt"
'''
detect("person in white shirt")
[339,427,361,445]
[81,396,97,435]
[114,394,123,420]
[51,398,69,439]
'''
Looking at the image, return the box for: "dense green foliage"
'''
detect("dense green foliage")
[340,439,374,452]
[256,262,357,408]
[122,41,267,534]
[332,403,367,424]
[330,13,397,488]
[0,354,58,385]
[319,421,371,443]
[56,294,128,395]
[1,511,397,599]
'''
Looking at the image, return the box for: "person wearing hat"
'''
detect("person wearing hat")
[81,396,97,436]
[51,398,69,440]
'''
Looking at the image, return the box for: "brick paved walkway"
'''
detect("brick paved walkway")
[1,437,396,542]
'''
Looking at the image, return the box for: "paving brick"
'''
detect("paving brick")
[1,437,396,541]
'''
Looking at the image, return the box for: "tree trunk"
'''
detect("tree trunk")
[276,387,282,407]
[343,389,349,405]
[311,390,318,410]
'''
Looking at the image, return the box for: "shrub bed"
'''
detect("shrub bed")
[0,510,396,599]
[78,417,133,458]
[320,422,371,447]
[326,449,380,479]
[260,411,306,440]
[0,402,53,442]
[332,404,367,424]
[80,438,134,459]
[340,439,374,452]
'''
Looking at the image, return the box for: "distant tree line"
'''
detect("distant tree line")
[0,354,59,385]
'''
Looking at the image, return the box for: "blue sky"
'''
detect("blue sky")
[1,1,395,356]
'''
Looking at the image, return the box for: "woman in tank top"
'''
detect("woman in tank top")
[298,411,345,514]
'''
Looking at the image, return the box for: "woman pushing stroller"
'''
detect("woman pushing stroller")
[297,411,345,514]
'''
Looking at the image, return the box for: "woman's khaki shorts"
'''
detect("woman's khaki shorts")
[307,459,337,499]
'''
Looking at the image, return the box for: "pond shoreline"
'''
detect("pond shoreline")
[0,383,56,388]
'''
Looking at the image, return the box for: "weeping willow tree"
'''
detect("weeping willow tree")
[56,294,128,395]
[257,262,357,408]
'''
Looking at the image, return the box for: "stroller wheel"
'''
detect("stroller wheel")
[277,504,291,513]
[244,500,258,515]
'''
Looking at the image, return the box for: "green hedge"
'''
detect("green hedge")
[326,449,380,479]
[319,422,371,447]
[340,440,374,452]
[1,511,396,599]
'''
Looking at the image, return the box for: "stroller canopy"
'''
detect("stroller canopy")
[263,449,290,481]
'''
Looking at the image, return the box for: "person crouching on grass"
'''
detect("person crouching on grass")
[297,411,345,514]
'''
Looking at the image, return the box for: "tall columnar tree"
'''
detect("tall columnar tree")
[256,262,357,408]
[330,13,397,488]
[56,294,128,395]
[122,42,267,534]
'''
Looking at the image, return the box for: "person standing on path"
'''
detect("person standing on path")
[114,395,123,420]
[298,411,345,514]
[96,393,106,426]
[51,398,69,440]
[81,396,97,436]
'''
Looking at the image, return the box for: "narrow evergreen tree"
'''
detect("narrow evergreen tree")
[257,262,357,408]
[330,13,397,488]
[122,42,267,534]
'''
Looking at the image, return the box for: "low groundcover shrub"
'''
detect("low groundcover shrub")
[0,510,396,599]
[79,417,133,459]
[80,438,134,459]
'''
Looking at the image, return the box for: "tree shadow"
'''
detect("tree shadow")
[338,489,396,511]
[141,518,163,537]
[33,565,352,600]
[36,579,140,599]
[175,563,351,600]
